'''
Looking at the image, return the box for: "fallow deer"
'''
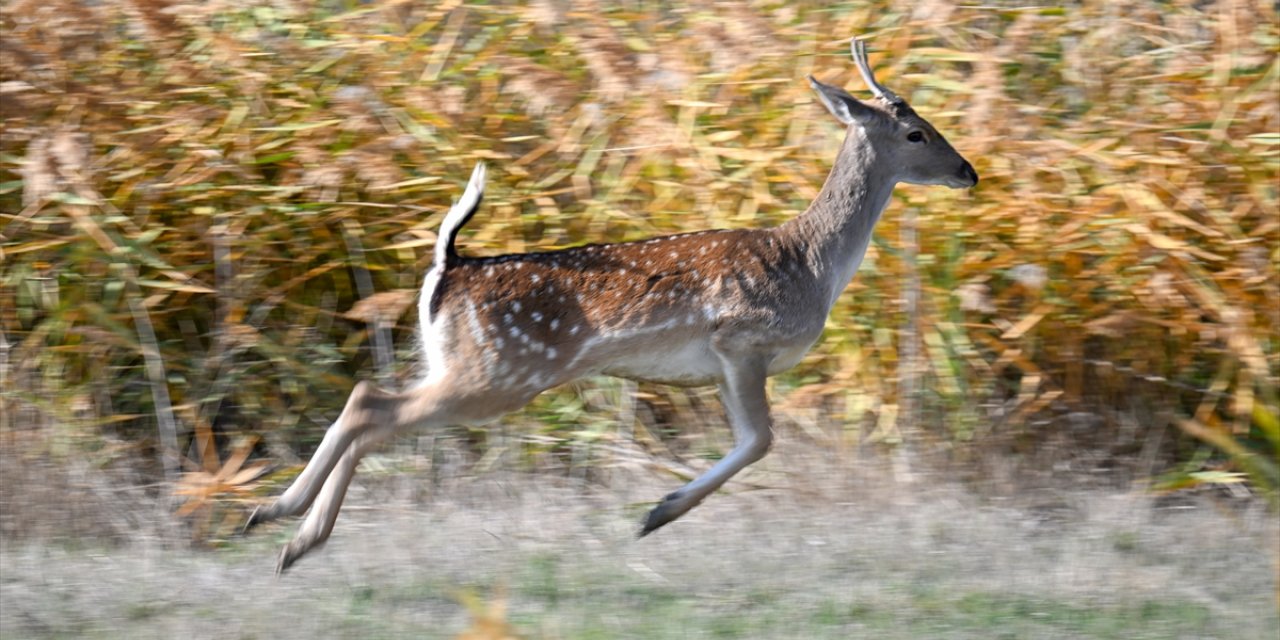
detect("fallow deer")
[245,38,977,573]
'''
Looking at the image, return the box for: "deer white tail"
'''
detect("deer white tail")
[423,162,486,325]
[435,162,486,267]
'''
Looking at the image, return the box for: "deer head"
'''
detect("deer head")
[809,39,978,189]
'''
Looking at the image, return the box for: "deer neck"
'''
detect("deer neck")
[779,126,897,309]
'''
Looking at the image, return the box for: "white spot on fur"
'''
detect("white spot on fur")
[464,300,488,350]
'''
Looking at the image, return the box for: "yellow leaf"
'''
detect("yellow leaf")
[666,100,723,108]
[1001,304,1053,340]
[380,233,438,251]
[137,279,217,294]
[226,461,272,487]
[704,131,742,143]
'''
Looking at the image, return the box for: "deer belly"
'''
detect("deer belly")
[765,327,823,376]
[600,339,722,387]
[767,342,813,376]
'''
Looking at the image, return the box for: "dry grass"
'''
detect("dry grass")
[1,447,1276,638]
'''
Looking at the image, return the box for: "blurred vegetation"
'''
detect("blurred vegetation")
[2,0,1277,540]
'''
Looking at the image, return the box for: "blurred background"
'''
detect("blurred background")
[1,1,1277,638]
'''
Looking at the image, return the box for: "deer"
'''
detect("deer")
[244,38,978,573]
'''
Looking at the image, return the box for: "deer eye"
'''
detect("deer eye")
[907,130,927,144]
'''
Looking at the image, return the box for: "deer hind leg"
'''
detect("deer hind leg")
[274,422,398,573]
[640,353,774,536]
[244,381,390,530]
[245,379,458,569]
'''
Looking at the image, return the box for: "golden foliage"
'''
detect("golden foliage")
[1,1,1276,501]
[454,585,523,640]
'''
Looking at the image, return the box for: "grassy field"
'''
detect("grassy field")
[2,446,1276,639]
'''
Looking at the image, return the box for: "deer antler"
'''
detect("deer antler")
[852,38,901,104]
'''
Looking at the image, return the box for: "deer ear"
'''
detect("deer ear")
[808,76,875,126]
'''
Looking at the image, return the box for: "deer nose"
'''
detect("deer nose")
[960,161,978,187]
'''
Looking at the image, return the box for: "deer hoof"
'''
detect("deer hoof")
[639,491,687,537]
[276,543,301,575]
[243,506,263,533]
[243,504,273,534]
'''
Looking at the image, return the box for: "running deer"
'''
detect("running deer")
[245,38,977,573]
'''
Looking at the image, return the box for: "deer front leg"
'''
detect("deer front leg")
[641,353,773,536]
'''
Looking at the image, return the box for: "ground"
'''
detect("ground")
[1,445,1276,639]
